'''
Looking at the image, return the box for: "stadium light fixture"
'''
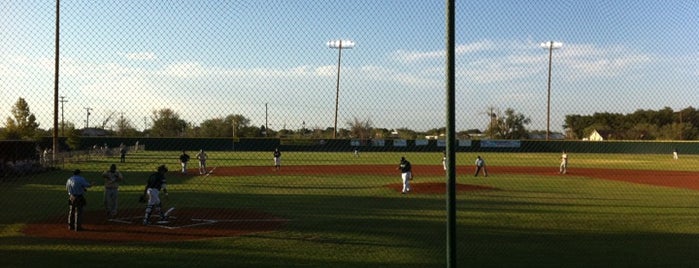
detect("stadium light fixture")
[540,41,563,141]
[327,39,355,139]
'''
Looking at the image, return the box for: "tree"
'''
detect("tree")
[487,108,531,139]
[226,114,251,137]
[115,116,139,136]
[100,111,116,129]
[199,117,230,137]
[150,108,189,137]
[482,106,499,139]
[4,98,40,140]
[394,128,417,139]
[565,106,699,140]
[347,117,373,140]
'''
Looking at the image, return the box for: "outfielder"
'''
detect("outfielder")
[142,165,169,225]
[559,150,568,174]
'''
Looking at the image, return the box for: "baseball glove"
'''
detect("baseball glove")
[138,194,147,203]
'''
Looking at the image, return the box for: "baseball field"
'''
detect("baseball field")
[1,150,699,267]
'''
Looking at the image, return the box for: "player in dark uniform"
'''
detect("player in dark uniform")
[143,165,168,225]
[273,148,281,171]
[397,157,412,194]
[179,150,190,174]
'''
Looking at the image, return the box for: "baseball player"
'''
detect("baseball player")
[196,149,208,174]
[66,169,92,231]
[474,156,488,177]
[397,156,412,194]
[102,164,124,218]
[273,148,281,171]
[442,151,447,172]
[559,150,568,174]
[179,150,190,174]
[143,165,169,225]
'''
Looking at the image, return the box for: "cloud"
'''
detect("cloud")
[124,52,157,61]
[390,39,496,63]
[557,44,652,79]
[160,61,207,78]
[389,40,653,84]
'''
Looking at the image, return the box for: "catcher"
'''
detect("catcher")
[142,165,169,225]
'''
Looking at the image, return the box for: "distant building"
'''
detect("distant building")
[587,129,614,141]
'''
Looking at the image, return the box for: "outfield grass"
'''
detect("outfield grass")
[1,151,698,267]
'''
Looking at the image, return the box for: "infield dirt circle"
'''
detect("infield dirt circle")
[22,164,697,242]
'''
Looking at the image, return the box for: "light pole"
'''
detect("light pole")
[327,39,355,139]
[540,41,562,141]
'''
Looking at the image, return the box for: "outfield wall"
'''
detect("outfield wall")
[36,137,699,155]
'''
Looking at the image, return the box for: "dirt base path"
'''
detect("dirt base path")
[23,165,698,243]
[209,165,699,191]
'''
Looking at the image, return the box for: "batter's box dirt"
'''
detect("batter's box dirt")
[22,208,287,243]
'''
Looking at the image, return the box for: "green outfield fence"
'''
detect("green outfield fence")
[24,137,699,155]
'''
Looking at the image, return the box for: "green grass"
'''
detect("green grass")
[1,151,699,267]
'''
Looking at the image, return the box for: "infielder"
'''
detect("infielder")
[196,149,208,174]
[179,150,190,174]
[474,156,488,177]
[397,157,412,194]
[273,148,281,171]
[102,164,124,218]
[143,165,169,225]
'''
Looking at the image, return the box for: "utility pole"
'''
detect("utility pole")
[59,96,68,136]
[265,103,268,137]
[540,41,563,141]
[84,107,92,129]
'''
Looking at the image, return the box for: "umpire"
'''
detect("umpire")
[66,169,92,231]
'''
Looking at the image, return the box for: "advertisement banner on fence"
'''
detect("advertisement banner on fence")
[393,139,407,147]
[372,139,385,147]
[481,140,521,148]
[437,139,472,147]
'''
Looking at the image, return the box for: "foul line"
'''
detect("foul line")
[204,167,216,177]
[108,216,285,230]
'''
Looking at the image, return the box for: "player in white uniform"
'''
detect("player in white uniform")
[559,150,568,174]
[196,149,208,174]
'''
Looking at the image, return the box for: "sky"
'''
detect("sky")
[1,0,698,133]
